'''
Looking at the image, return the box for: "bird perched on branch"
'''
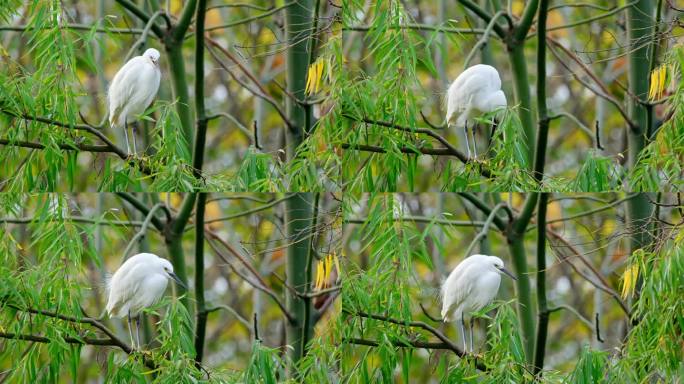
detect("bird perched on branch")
[441,254,516,352]
[106,252,186,349]
[446,64,507,159]
[108,48,161,156]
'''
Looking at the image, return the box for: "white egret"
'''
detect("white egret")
[108,48,162,156]
[441,254,516,352]
[106,252,186,349]
[445,64,507,159]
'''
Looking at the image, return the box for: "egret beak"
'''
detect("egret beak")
[500,267,517,280]
[168,272,187,289]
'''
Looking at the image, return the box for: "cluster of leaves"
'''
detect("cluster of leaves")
[0,195,98,382]
[341,193,684,382]
[0,1,85,191]
[0,196,225,381]
[630,45,684,191]
[607,229,684,380]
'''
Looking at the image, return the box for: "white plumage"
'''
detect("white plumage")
[106,252,185,349]
[441,254,516,352]
[107,48,161,155]
[446,64,507,159]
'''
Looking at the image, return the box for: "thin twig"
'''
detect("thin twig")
[206,238,295,323]
[343,115,492,178]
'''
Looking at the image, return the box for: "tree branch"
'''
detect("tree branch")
[0,109,152,174]
[0,24,144,34]
[172,0,198,41]
[547,39,636,130]
[205,38,294,129]
[456,0,506,38]
[115,0,164,38]
[547,230,631,316]
[202,195,293,224]
[345,310,487,371]
[463,202,512,257]
[343,115,492,178]
[458,193,508,231]
[115,193,166,232]
[204,2,295,32]
[206,237,295,323]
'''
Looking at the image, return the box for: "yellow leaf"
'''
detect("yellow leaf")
[324,254,333,284]
[305,59,325,95]
[649,65,667,100]
[169,0,182,15]
[315,261,324,290]
[621,264,639,299]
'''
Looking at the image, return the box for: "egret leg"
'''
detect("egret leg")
[132,123,138,155]
[127,311,135,350]
[123,117,131,155]
[490,119,498,144]
[460,313,467,353]
[463,122,471,159]
[471,123,478,159]
[135,315,141,350]
[469,317,474,353]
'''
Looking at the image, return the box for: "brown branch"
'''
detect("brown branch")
[10,305,129,351]
[204,2,295,32]
[0,109,152,174]
[204,38,294,129]
[343,337,456,351]
[0,138,113,153]
[340,143,455,157]
[0,331,120,347]
[345,310,487,371]
[546,39,637,130]
[342,115,492,178]
[205,237,295,323]
[546,230,631,317]
[203,195,293,224]
[2,304,155,368]
[0,24,144,34]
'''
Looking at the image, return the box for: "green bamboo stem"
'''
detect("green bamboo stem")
[194,193,208,363]
[507,233,535,362]
[192,0,208,178]
[166,46,194,160]
[284,0,313,158]
[626,1,655,267]
[508,45,536,168]
[285,193,314,373]
[533,192,549,375]
[533,0,550,183]
[510,193,539,363]
[167,193,197,314]
[284,0,315,374]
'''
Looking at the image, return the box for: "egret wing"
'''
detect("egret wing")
[108,57,146,127]
[106,261,145,317]
[441,260,476,321]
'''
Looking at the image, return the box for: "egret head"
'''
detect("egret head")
[157,258,187,289]
[489,90,507,110]
[488,256,517,280]
[143,48,161,66]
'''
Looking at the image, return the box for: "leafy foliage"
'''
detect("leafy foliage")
[630,45,684,191]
